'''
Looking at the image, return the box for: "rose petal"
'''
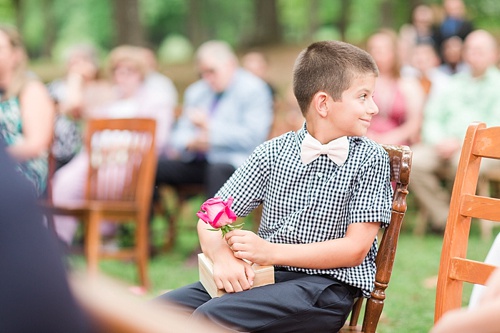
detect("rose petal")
[196,211,211,224]
[197,196,239,229]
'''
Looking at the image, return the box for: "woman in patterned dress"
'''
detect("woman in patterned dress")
[0,25,54,195]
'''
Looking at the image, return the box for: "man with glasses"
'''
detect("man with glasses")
[156,40,273,198]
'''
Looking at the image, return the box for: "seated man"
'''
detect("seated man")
[410,29,500,232]
[156,40,274,198]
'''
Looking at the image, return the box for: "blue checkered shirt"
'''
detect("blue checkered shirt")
[216,124,393,297]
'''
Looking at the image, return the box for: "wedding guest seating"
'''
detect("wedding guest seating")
[341,144,412,332]
[41,118,157,289]
[434,122,500,323]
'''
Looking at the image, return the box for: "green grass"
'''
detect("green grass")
[67,199,498,333]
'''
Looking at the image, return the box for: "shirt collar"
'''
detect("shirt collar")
[296,122,307,144]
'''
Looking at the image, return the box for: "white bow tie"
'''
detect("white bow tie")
[300,133,349,165]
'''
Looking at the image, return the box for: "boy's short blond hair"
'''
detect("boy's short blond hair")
[293,40,378,115]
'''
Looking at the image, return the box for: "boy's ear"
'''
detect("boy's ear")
[312,91,329,118]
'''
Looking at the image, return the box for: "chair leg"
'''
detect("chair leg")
[85,212,101,277]
[477,177,493,241]
[480,220,493,241]
[413,207,429,236]
[136,212,150,290]
[161,189,180,253]
[348,298,364,328]
[163,206,178,252]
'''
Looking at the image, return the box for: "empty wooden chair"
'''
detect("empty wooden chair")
[41,118,157,289]
[434,122,500,323]
[341,144,412,332]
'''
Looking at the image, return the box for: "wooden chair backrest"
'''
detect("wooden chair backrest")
[434,122,500,323]
[342,144,412,333]
[84,118,157,209]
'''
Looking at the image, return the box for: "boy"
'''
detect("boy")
[158,40,392,332]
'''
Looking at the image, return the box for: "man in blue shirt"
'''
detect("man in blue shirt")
[156,40,273,198]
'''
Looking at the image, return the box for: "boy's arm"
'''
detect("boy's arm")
[226,221,380,269]
[197,219,255,293]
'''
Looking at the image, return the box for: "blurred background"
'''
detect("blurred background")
[2,0,500,93]
[2,1,500,332]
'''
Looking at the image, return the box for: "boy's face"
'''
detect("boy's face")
[327,74,378,137]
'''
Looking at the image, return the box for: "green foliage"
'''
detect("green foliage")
[20,0,44,56]
[278,0,311,43]
[0,0,15,24]
[346,0,383,44]
[3,0,500,62]
[52,0,113,56]
[313,26,341,42]
[468,0,500,33]
[158,33,194,64]
[198,0,254,47]
[141,0,188,48]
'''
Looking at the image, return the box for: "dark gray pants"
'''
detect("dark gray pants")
[156,270,361,333]
[155,158,236,199]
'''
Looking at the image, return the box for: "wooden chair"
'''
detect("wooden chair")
[434,122,500,323]
[414,166,496,241]
[476,168,500,240]
[40,118,157,289]
[341,144,412,333]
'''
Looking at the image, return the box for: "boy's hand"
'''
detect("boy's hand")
[225,230,273,266]
[212,253,255,293]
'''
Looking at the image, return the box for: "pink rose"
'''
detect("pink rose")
[196,197,241,236]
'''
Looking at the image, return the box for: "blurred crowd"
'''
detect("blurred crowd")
[1,0,499,242]
[2,0,500,331]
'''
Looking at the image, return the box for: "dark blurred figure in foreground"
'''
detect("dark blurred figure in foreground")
[0,139,95,333]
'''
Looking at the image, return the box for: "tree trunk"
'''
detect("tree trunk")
[112,0,145,46]
[187,0,208,47]
[308,0,320,41]
[246,0,282,47]
[338,0,351,41]
[380,0,393,29]
[41,0,56,58]
[11,0,23,31]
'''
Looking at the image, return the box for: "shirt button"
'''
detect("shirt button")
[287,225,294,231]
[317,172,323,178]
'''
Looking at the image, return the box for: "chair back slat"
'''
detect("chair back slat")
[84,119,157,206]
[435,122,500,323]
[449,258,497,285]
[473,127,500,159]
[460,194,500,222]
